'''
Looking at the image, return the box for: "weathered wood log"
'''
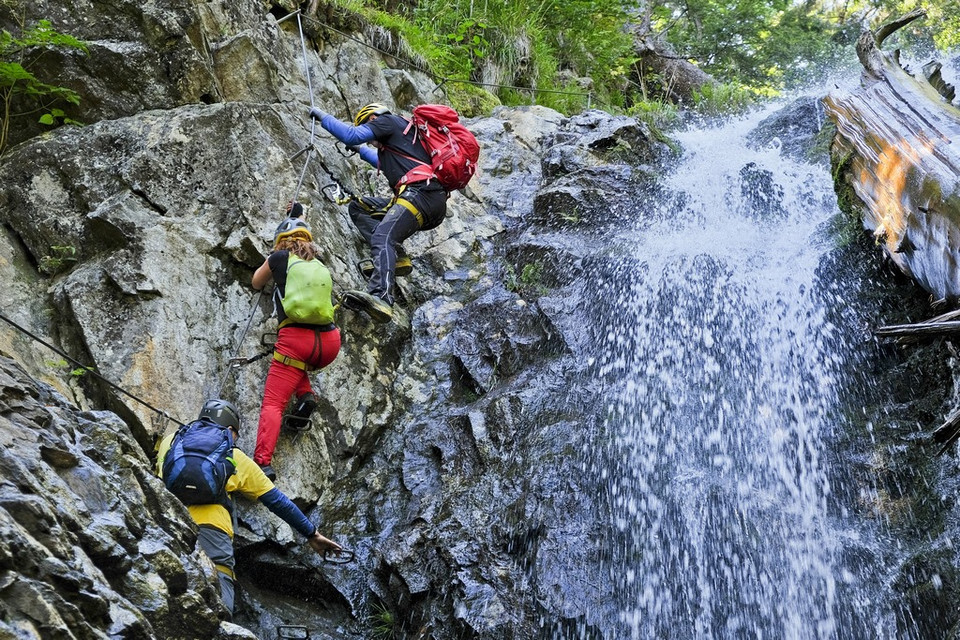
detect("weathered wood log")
[923,61,957,103]
[934,406,960,454]
[875,309,960,346]
[824,10,960,302]
[874,8,927,48]
[875,320,960,337]
[933,407,960,442]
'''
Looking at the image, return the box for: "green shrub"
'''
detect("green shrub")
[690,82,755,116]
[628,98,680,130]
[0,8,87,153]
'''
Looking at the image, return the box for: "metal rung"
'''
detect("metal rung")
[323,548,356,565]
[277,625,310,639]
[282,414,313,433]
[289,144,314,162]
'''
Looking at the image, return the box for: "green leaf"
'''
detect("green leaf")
[38,113,54,125]
[20,19,88,53]
[0,61,36,85]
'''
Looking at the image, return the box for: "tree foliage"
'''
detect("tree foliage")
[345,0,960,117]
[0,10,87,154]
[645,0,960,92]
[354,0,634,113]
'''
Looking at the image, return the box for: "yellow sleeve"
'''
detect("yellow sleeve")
[226,449,276,500]
[155,433,176,477]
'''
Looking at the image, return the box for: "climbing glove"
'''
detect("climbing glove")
[309,107,328,121]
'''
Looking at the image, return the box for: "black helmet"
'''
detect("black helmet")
[198,399,241,431]
[353,103,391,126]
[274,217,312,244]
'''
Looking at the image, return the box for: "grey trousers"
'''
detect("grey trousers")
[197,525,236,616]
[347,185,446,305]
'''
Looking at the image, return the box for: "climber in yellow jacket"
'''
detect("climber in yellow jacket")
[155,399,342,617]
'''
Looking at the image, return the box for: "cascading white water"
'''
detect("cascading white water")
[589,104,867,639]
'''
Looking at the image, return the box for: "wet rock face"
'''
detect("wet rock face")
[533,110,673,229]
[0,354,224,639]
[748,97,830,164]
[739,162,788,221]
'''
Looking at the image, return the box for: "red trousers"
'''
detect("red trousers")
[254,326,341,465]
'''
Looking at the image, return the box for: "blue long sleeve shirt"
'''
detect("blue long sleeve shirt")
[318,114,379,167]
[259,488,316,538]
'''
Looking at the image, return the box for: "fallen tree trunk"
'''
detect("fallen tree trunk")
[824,10,960,302]
[875,320,960,337]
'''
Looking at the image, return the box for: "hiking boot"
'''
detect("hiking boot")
[342,290,393,323]
[357,256,413,279]
[283,392,317,433]
[258,463,277,481]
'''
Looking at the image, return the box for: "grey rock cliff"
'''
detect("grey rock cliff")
[0,354,225,639]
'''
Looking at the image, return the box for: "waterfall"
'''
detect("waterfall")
[583,103,890,639]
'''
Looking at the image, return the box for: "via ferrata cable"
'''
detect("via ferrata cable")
[213,289,265,397]
[0,310,186,427]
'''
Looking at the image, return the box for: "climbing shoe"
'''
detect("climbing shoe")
[342,290,393,324]
[283,392,317,433]
[258,463,277,481]
[357,256,413,279]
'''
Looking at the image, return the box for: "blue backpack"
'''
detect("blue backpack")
[162,419,237,505]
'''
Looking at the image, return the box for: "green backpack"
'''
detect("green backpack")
[279,255,335,328]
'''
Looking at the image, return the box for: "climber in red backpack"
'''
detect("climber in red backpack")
[309,102,478,323]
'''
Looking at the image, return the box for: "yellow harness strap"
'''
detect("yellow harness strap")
[273,351,313,371]
[395,198,424,227]
[214,564,235,580]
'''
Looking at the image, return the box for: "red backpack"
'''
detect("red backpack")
[396,105,480,192]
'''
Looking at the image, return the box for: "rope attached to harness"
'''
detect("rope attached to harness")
[290,11,317,205]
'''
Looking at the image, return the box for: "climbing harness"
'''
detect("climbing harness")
[0,311,186,427]
[273,351,315,372]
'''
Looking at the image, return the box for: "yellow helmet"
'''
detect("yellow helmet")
[353,103,391,126]
[274,217,312,245]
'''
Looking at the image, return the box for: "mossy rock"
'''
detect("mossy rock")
[446,84,501,118]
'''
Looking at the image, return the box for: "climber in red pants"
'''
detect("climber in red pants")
[251,204,340,480]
